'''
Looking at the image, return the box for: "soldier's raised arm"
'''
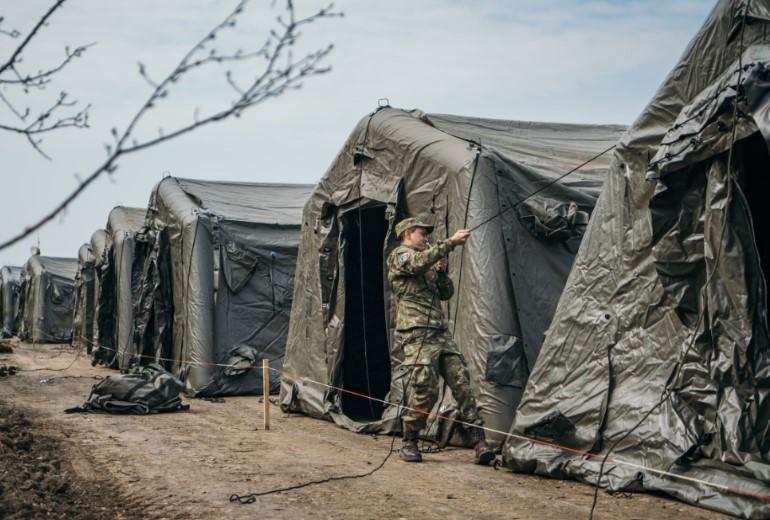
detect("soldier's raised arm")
[390,228,471,277]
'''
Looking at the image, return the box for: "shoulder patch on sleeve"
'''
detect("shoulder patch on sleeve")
[398,251,412,264]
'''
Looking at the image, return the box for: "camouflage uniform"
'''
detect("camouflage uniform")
[387,236,483,436]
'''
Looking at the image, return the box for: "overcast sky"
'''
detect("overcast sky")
[0,0,713,268]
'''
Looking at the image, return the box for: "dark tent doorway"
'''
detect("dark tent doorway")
[737,132,770,312]
[340,205,391,421]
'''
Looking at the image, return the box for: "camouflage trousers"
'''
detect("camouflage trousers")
[399,327,482,435]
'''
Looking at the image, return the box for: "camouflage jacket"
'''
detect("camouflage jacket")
[387,240,455,331]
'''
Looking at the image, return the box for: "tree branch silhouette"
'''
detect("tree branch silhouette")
[0,0,92,159]
[0,0,341,252]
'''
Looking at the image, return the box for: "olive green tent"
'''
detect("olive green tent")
[503,1,770,517]
[0,265,22,338]
[18,254,78,344]
[108,206,148,369]
[133,177,313,396]
[88,206,147,368]
[280,107,624,443]
[89,229,111,361]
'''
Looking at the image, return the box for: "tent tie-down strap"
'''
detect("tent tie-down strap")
[62,342,770,505]
[467,143,617,232]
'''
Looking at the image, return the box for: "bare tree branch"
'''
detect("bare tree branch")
[0,16,21,38]
[0,0,342,252]
[0,91,89,159]
[0,0,93,158]
[0,42,95,87]
[0,91,27,119]
[0,0,67,76]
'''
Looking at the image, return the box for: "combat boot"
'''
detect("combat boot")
[469,426,495,465]
[400,431,422,463]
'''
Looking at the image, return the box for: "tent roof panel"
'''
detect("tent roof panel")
[172,178,314,225]
[0,266,22,282]
[26,256,78,280]
[107,206,146,234]
[426,113,625,195]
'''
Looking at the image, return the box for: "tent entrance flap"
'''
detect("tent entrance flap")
[340,205,391,421]
[738,132,770,312]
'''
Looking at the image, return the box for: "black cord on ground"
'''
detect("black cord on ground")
[18,344,84,373]
[230,430,398,504]
[230,305,433,504]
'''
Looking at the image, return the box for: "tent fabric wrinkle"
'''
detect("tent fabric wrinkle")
[18,255,78,344]
[106,206,149,369]
[89,228,114,364]
[88,206,149,368]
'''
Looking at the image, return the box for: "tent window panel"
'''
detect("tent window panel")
[340,205,391,421]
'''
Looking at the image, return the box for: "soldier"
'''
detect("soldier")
[387,216,494,465]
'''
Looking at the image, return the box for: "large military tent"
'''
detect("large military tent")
[18,254,78,344]
[88,206,147,368]
[279,108,624,442]
[71,244,95,351]
[0,266,22,338]
[503,1,770,518]
[134,177,313,396]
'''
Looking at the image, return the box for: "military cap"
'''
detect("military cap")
[395,217,434,238]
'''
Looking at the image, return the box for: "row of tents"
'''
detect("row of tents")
[0,113,620,412]
[0,1,768,515]
[1,179,314,398]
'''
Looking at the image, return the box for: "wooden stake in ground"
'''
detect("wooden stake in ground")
[262,359,270,431]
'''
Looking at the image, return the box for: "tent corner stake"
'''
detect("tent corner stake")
[262,358,270,431]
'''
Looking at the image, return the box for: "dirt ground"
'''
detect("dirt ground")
[0,339,729,520]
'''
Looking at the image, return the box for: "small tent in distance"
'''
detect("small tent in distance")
[18,253,78,344]
[134,177,313,396]
[0,266,22,338]
[503,1,770,518]
[280,107,624,443]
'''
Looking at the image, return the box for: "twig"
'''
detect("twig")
[0,16,21,39]
[0,0,93,158]
[0,0,341,251]
[0,0,67,77]
[0,93,90,160]
[0,43,95,88]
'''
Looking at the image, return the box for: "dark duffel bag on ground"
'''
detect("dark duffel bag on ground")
[65,364,189,415]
